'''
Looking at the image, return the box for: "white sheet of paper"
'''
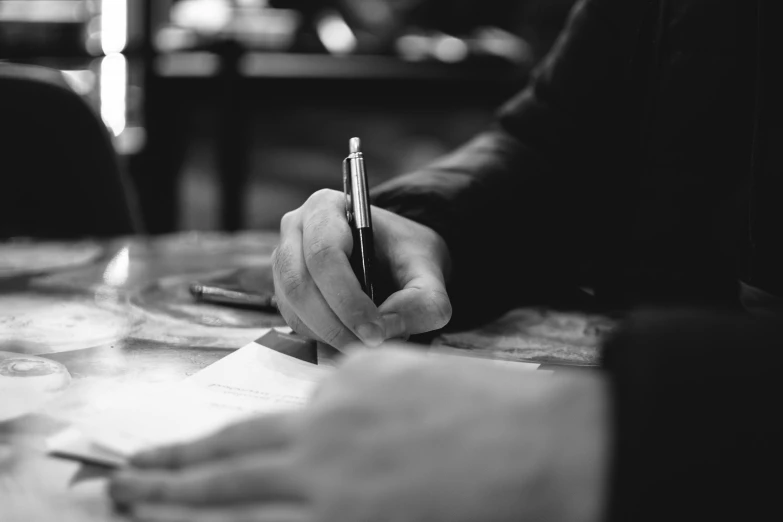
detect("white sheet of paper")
[49,330,331,463]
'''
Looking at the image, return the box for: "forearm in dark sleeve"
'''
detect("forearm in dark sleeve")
[372,0,652,326]
[372,130,541,325]
[602,309,783,522]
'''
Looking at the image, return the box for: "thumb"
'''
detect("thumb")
[377,258,452,339]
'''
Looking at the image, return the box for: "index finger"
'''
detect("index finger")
[301,201,385,347]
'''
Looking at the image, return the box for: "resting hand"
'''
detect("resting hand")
[272,189,452,349]
[109,346,609,522]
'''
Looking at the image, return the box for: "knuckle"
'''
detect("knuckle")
[273,247,306,300]
[307,188,342,206]
[302,211,345,270]
[280,210,298,231]
[304,237,338,268]
[302,211,331,240]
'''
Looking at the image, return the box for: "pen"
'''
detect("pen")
[343,137,375,301]
[189,283,278,311]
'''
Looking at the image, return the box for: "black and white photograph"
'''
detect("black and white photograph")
[1,1,780,521]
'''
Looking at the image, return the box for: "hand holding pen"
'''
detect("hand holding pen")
[269,137,454,350]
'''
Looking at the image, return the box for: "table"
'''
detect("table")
[0,232,606,521]
[0,232,287,521]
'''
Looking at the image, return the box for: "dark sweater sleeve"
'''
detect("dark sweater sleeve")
[371,0,651,326]
[602,309,783,522]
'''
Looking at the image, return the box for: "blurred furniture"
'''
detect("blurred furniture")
[1,1,532,233]
[144,50,527,231]
[134,0,530,232]
[0,0,90,59]
[0,63,143,238]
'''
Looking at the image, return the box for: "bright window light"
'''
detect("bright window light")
[101,0,127,54]
[432,35,468,63]
[316,10,356,56]
[100,53,127,137]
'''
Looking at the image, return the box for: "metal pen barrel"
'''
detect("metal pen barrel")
[346,137,375,301]
[347,138,372,230]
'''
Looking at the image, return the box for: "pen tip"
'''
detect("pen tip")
[349,137,361,154]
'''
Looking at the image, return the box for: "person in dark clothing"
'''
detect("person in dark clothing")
[108,1,783,521]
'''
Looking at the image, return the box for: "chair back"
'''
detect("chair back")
[0,63,142,238]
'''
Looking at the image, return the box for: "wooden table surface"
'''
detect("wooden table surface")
[0,232,609,521]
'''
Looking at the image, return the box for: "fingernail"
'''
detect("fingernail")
[381,314,407,340]
[356,322,384,347]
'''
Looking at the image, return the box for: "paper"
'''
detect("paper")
[48,331,546,468]
[48,330,330,465]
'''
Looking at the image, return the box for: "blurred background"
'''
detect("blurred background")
[0,0,576,234]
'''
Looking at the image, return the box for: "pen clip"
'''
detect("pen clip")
[342,155,353,225]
